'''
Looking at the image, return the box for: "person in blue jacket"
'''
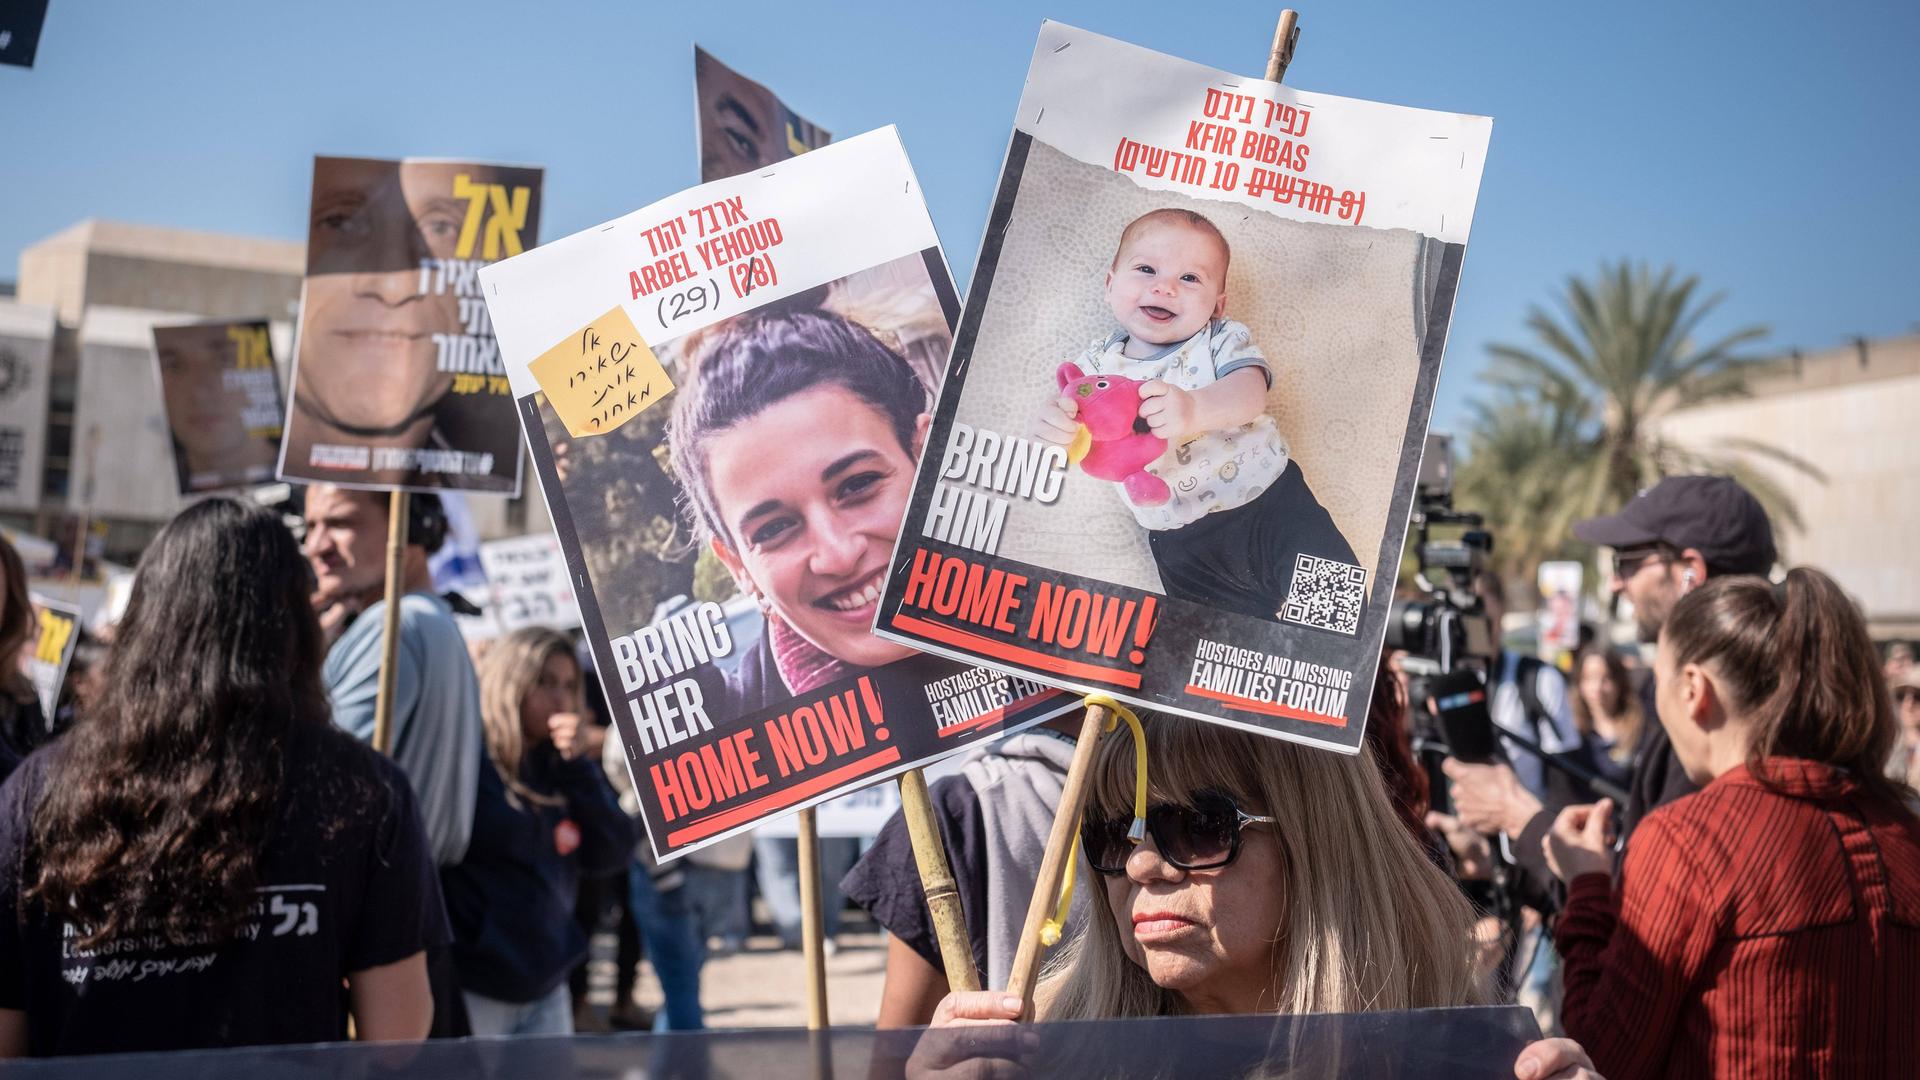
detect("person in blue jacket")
[442,627,635,1036]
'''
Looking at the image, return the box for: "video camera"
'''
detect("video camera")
[1392,434,1630,791]
[1385,434,1497,675]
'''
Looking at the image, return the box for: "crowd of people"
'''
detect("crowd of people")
[0,470,1909,1079]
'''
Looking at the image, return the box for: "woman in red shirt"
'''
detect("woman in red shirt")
[1546,567,1920,1079]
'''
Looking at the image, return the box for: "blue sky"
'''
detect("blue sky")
[3,0,1914,435]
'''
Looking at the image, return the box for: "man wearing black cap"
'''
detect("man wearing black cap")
[1570,474,1777,838]
[1445,476,1777,868]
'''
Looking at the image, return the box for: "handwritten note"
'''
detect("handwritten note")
[529,305,673,438]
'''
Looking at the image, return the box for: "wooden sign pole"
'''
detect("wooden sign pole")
[369,489,410,756]
[1266,9,1302,83]
[1004,701,1112,1011]
[797,805,831,1031]
[898,768,981,992]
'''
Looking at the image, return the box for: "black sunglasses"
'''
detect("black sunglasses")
[1081,788,1275,875]
[1612,544,1676,580]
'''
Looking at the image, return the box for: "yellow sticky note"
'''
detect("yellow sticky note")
[529,306,674,438]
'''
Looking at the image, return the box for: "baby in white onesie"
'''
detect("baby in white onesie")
[1032,208,1356,623]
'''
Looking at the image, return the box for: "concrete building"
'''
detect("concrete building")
[1655,332,1920,640]
[6,219,548,567]
[17,219,306,326]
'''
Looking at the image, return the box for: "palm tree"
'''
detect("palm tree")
[1453,395,1588,584]
[1469,261,1818,555]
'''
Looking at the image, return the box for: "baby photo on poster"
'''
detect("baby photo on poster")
[877,24,1492,753]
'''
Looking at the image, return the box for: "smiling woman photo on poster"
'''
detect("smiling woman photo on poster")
[664,287,932,711]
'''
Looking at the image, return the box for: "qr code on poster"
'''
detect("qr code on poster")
[1281,554,1366,636]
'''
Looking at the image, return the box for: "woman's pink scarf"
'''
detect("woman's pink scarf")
[768,614,861,694]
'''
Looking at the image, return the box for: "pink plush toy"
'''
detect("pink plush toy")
[1057,361,1170,506]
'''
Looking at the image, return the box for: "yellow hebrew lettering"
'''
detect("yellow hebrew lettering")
[223,326,272,369]
[483,185,531,260]
[35,612,73,665]
[452,174,489,259]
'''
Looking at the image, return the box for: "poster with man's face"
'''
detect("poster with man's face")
[278,156,543,495]
[22,595,79,723]
[695,46,831,183]
[480,129,1073,861]
[873,24,1492,754]
[151,320,284,494]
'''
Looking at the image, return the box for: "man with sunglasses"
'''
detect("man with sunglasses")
[1447,476,1776,884]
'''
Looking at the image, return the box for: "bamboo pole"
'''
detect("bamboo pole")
[898,768,981,992]
[797,806,830,1031]
[1004,702,1111,1011]
[370,490,410,756]
[1265,9,1302,83]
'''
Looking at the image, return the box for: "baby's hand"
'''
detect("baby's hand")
[1137,381,1198,441]
[1030,394,1080,446]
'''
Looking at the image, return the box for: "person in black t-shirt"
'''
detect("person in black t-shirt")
[0,498,448,1057]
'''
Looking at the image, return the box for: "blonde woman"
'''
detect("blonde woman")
[440,628,633,1036]
[914,712,1604,1080]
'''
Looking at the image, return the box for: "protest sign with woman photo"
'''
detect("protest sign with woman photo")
[480,129,1071,861]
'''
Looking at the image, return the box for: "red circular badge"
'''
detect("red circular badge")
[554,819,581,857]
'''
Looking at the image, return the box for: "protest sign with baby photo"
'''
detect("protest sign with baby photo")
[480,128,1073,860]
[875,23,1492,752]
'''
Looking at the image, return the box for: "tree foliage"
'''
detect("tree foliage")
[1457,262,1818,584]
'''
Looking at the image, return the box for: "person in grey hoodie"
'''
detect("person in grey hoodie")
[841,714,1089,1027]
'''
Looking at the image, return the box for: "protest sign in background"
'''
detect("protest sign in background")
[278,156,543,495]
[1537,561,1584,660]
[482,128,1073,860]
[875,24,1492,753]
[480,532,581,634]
[23,594,79,723]
[151,319,284,494]
[695,46,831,183]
